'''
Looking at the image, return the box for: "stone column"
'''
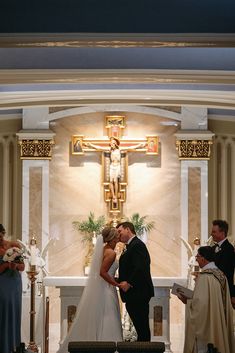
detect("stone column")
[175,130,214,274]
[16,130,55,248]
[16,129,55,353]
[231,138,235,237]
[0,134,18,235]
[200,161,209,244]
[220,137,228,220]
[211,137,218,220]
[2,136,10,230]
[12,138,20,237]
[180,161,189,277]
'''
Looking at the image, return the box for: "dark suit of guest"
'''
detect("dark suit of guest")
[119,236,154,341]
[213,239,235,297]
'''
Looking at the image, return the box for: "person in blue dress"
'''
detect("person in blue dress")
[0,224,25,353]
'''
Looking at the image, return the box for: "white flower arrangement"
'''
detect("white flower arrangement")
[3,246,24,263]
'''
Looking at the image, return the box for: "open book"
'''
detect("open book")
[171,283,194,299]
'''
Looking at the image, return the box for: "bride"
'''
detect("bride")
[57,227,123,353]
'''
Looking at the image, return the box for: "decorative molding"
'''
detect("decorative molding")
[176,139,213,160]
[1,86,235,110]
[0,33,235,48]
[17,130,55,160]
[1,69,235,85]
[175,130,214,141]
[18,139,54,160]
[48,105,181,123]
[175,130,214,159]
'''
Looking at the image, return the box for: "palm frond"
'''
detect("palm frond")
[127,213,155,237]
[72,212,106,242]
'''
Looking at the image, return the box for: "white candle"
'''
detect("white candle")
[92,231,97,245]
[30,241,37,266]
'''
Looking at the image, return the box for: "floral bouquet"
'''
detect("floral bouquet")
[3,246,25,265]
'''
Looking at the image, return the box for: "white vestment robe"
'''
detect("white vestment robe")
[183,265,235,353]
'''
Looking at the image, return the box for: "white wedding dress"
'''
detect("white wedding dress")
[57,235,123,353]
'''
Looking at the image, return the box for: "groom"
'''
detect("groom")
[117,221,154,341]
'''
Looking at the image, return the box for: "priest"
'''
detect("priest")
[177,246,234,353]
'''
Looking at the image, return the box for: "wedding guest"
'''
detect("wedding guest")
[57,227,123,353]
[117,221,154,341]
[210,219,235,306]
[178,246,234,353]
[0,224,25,353]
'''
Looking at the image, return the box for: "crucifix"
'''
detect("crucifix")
[72,115,158,220]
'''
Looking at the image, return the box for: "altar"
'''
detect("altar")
[43,276,187,353]
[16,108,213,353]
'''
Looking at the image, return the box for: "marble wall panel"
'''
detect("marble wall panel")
[47,112,186,330]
[48,112,181,278]
[188,167,201,246]
[29,167,42,249]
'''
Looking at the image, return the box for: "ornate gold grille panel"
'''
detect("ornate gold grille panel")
[176,139,213,160]
[18,139,54,159]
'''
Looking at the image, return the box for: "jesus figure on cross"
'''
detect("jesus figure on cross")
[86,137,146,203]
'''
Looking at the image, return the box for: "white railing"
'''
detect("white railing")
[43,276,187,353]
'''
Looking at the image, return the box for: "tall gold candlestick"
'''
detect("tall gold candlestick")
[27,264,39,352]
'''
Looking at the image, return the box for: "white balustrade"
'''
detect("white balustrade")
[43,276,187,353]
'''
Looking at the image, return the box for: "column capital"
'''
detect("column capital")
[175,130,214,160]
[16,129,55,160]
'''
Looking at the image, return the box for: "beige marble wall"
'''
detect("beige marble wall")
[47,112,184,329]
[29,167,42,248]
[48,112,181,277]
[188,167,201,245]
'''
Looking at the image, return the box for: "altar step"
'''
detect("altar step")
[48,323,184,353]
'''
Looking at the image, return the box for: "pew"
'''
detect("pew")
[68,342,116,353]
[117,341,165,353]
[68,341,165,353]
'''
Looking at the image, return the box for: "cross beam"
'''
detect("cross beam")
[71,116,158,220]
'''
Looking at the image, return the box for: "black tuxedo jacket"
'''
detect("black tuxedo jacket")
[213,239,235,296]
[118,236,154,303]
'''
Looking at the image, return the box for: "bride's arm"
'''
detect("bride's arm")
[100,249,120,287]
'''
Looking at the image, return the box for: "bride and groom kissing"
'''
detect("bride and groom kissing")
[58,222,154,353]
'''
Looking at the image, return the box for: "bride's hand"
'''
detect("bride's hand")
[119,281,132,292]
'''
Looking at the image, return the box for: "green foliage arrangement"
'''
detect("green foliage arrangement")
[128,213,155,237]
[72,212,106,243]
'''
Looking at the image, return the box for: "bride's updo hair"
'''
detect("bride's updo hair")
[102,227,117,243]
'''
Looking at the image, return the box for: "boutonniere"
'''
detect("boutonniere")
[122,245,127,254]
[215,245,221,253]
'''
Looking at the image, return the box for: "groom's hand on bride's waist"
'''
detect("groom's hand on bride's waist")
[119,281,132,292]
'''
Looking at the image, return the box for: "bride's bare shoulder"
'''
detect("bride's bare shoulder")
[103,246,116,259]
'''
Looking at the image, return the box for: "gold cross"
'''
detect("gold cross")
[71,115,158,219]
